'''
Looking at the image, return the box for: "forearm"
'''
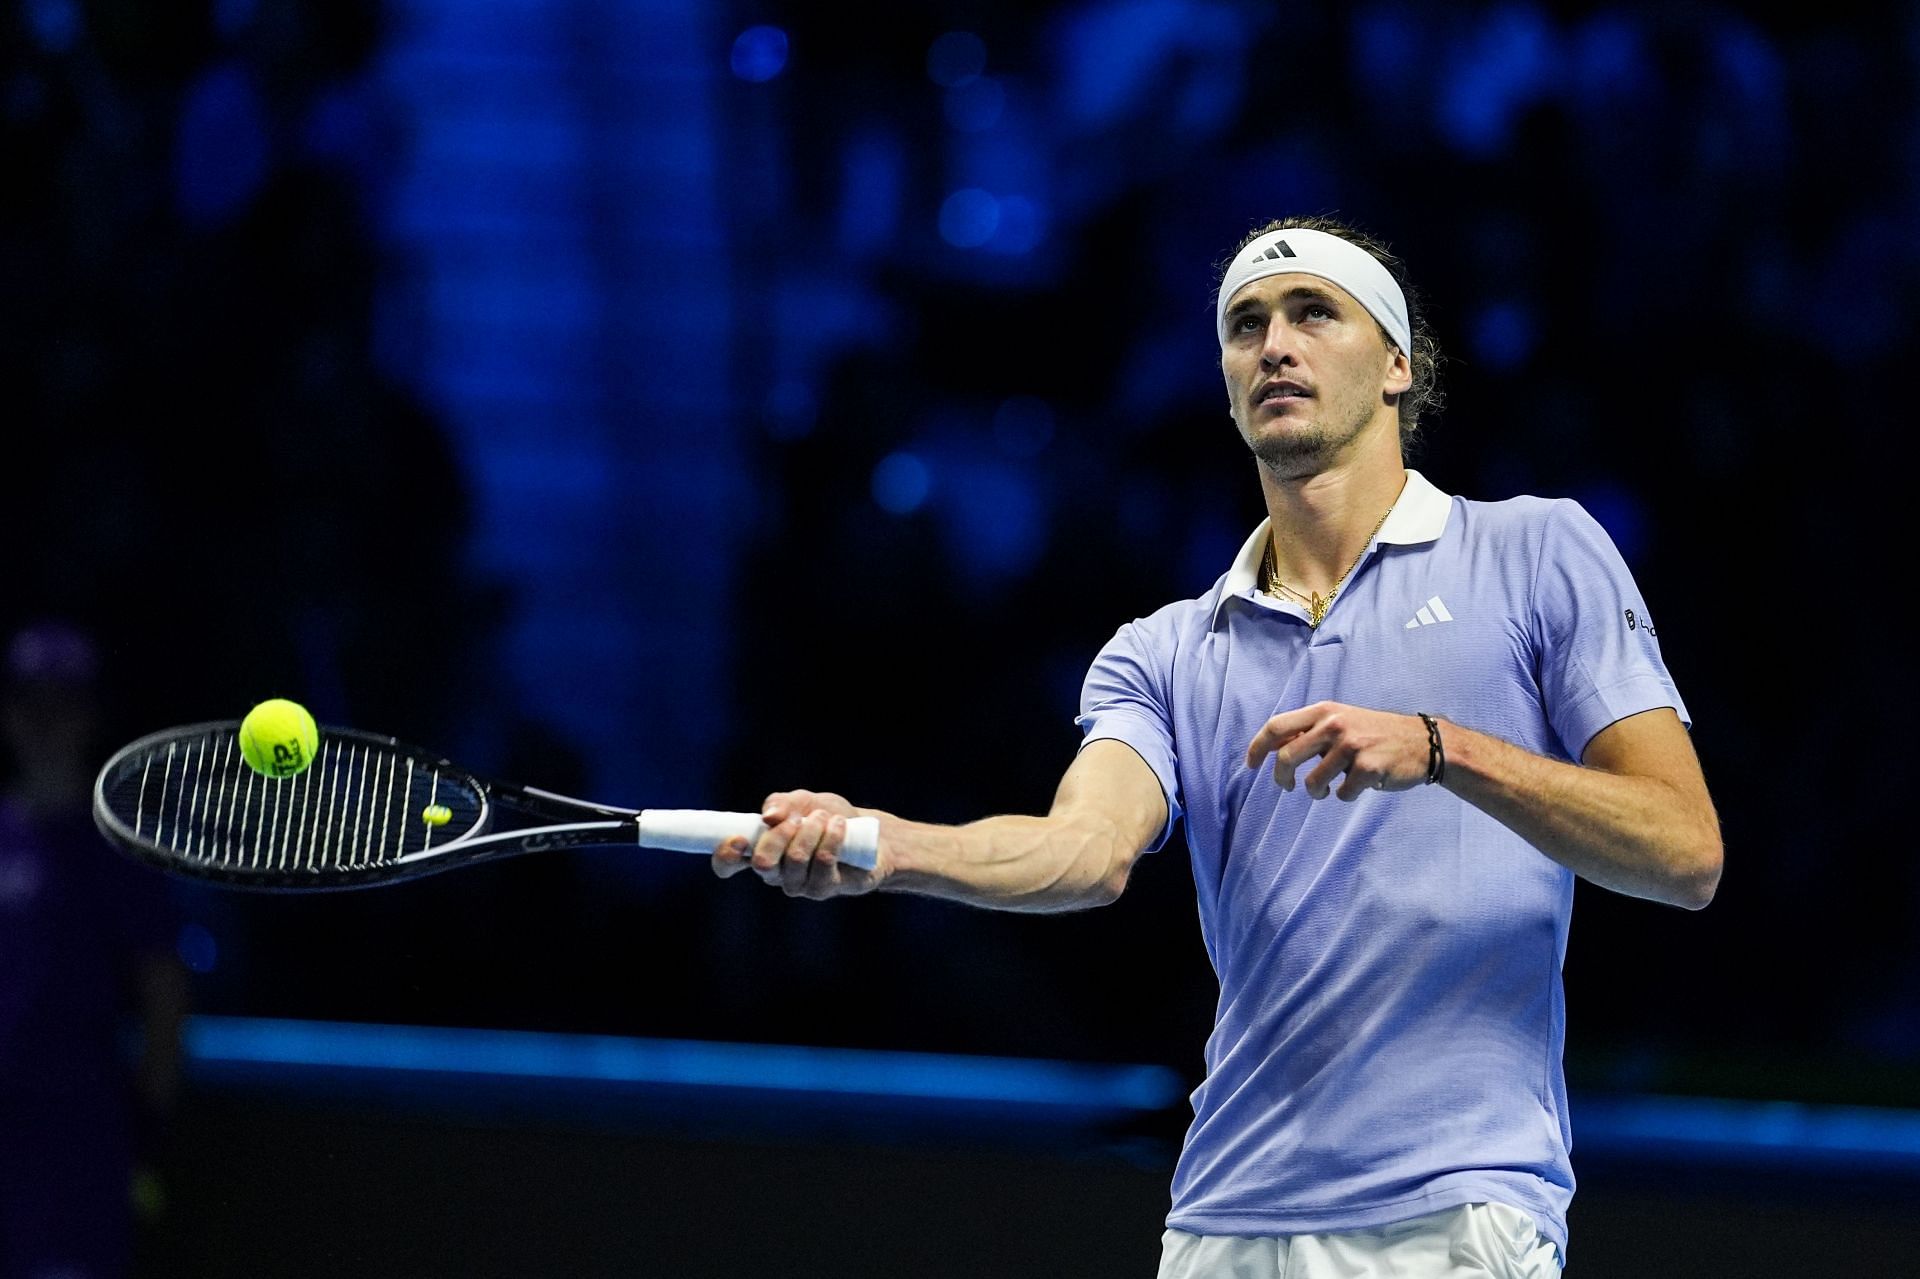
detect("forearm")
[1438,720,1721,909]
[879,810,1131,913]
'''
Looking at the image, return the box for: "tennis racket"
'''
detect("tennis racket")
[92,721,878,891]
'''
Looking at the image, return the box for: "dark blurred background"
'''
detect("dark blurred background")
[3,0,1917,1274]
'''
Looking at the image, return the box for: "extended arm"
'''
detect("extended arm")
[711,739,1169,912]
[1246,703,1722,910]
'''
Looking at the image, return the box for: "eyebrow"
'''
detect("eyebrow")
[1225,284,1343,323]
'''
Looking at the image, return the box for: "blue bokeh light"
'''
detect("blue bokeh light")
[1352,4,1420,89]
[213,0,256,39]
[731,25,790,83]
[1437,4,1552,156]
[176,922,219,975]
[938,460,1046,586]
[24,0,79,53]
[1568,12,1653,110]
[939,188,1000,248]
[927,31,988,87]
[764,380,817,440]
[838,127,904,254]
[988,195,1043,255]
[1575,481,1648,564]
[174,63,271,227]
[1469,300,1538,371]
[993,396,1055,457]
[944,76,1005,132]
[872,451,932,514]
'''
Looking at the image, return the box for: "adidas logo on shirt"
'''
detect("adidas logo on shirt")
[1404,597,1454,629]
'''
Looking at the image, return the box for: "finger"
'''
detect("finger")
[800,856,844,901]
[1302,744,1358,800]
[711,836,752,879]
[760,789,815,827]
[751,816,796,877]
[1245,709,1316,768]
[789,815,851,897]
[1270,722,1341,791]
[1334,759,1385,802]
[814,813,846,867]
[781,810,831,895]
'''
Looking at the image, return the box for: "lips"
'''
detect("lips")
[1256,380,1311,406]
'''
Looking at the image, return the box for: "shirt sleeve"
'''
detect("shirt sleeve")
[1074,620,1184,852]
[1531,499,1692,761]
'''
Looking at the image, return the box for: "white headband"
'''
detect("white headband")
[1215,227,1410,355]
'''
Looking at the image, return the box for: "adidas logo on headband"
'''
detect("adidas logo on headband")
[1217,227,1411,353]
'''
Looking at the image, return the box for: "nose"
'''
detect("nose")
[1258,315,1298,369]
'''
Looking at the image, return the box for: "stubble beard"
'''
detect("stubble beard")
[1235,392,1372,481]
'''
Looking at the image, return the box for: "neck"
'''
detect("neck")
[1258,443,1408,595]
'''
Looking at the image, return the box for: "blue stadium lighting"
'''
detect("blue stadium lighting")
[174,921,219,975]
[168,1019,1920,1173]
[993,396,1055,458]
[1468,300,1537,371]
[174,65,271,226]
[763,380,818,440]
[944,77,1005,132]
[23,0,79,53]
[183,1016,1184,1112]
[988,195,1043,255]
[1573,483,1648,563]
[938,188,1000,248]
[1351,6,1419,86]
[1572,1093,1920,1173]
[926,31,988,87]
[213,0,256,40]
[940,462,1046,583]
[1437,6,1551,156]
[731,25,789,83]
[838,128,905,252]
[871,451,932,514]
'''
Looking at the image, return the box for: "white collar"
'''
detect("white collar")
[1211,469,1453,628]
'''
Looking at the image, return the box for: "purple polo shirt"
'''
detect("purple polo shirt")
[1075,470,1690,1268]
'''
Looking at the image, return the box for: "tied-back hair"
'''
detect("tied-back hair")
[1220,215,1445,453]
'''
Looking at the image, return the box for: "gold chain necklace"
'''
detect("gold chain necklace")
[1263,505,1394,627]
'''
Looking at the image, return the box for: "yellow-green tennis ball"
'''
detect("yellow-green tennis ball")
[238,698,319,778]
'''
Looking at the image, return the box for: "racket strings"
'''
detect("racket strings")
[105,727,482,878]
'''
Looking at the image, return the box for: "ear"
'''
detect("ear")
[1382,346,1413,398]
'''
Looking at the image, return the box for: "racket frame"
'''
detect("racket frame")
[93,722,642,892]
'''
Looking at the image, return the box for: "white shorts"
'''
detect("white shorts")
[1158,1201,1564,1278]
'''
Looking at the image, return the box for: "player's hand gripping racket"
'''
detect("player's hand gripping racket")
[92,721,878,891]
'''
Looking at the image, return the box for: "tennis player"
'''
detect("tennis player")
[713,216,1720,1277]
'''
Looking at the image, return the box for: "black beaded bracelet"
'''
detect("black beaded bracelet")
[1416,712,1445,785]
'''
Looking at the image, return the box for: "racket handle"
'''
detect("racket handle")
[637,810,879,871]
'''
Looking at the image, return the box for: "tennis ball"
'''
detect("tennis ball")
[238,698,319,778]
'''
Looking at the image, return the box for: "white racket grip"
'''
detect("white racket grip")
[637,809,879,871]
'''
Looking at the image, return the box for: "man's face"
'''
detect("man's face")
[1220,273,1411,478]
